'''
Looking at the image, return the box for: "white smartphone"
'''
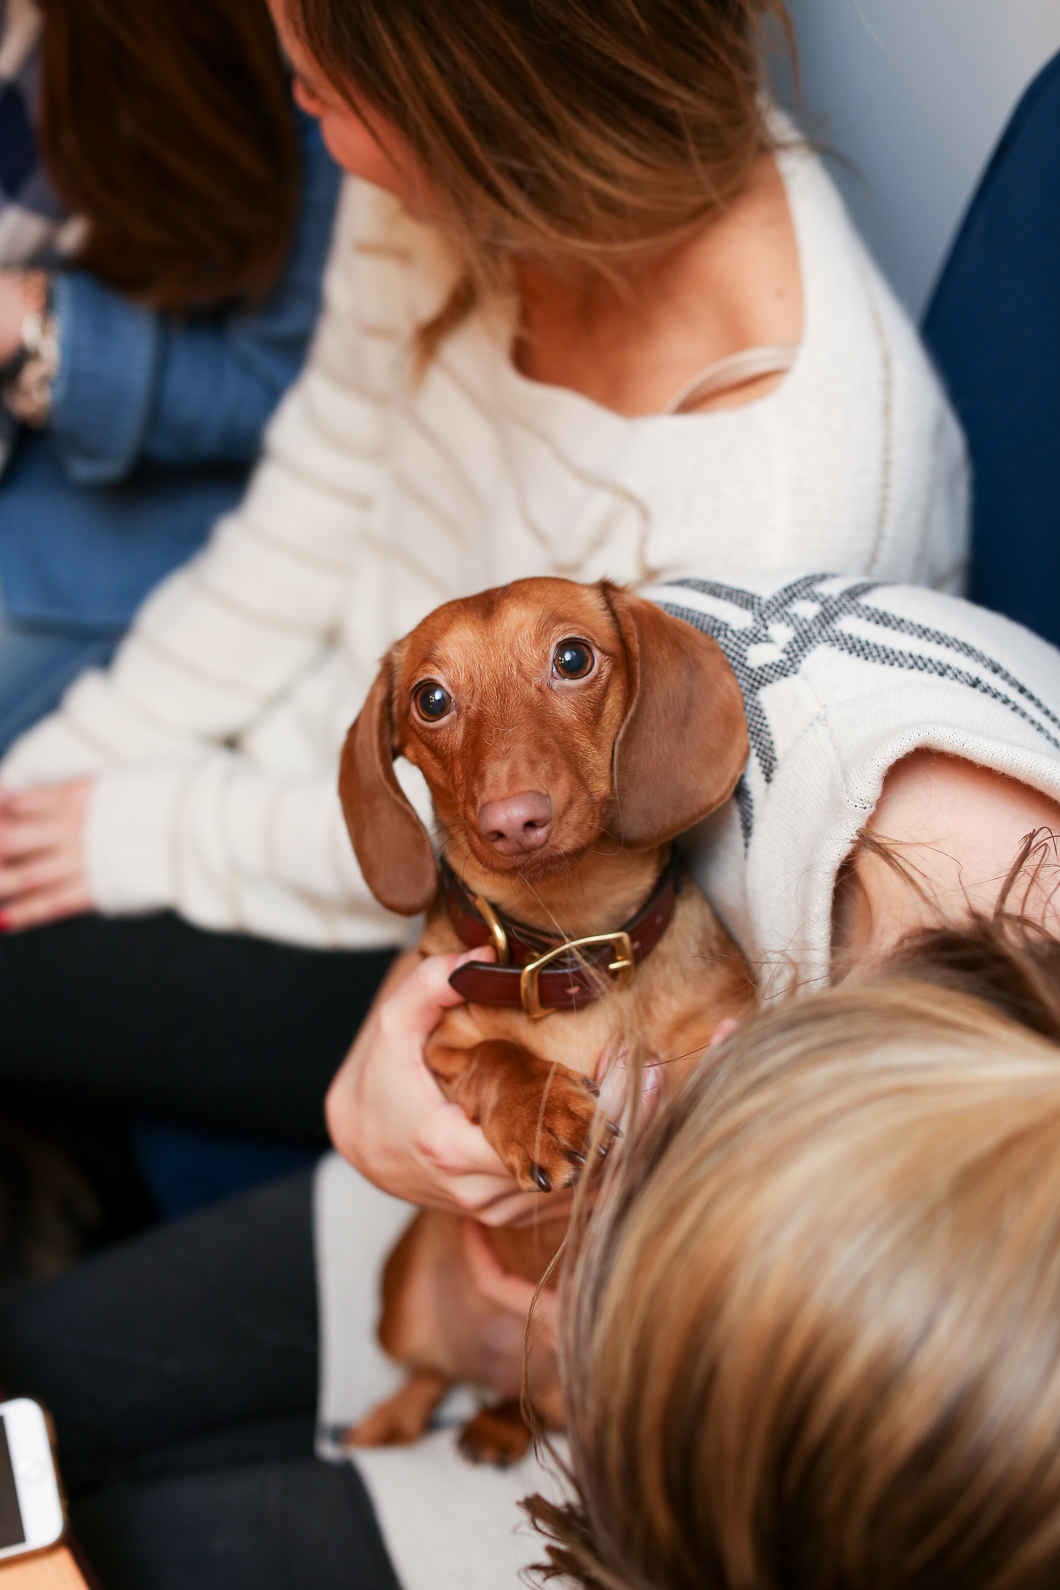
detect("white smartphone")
[0,1399,65,1560]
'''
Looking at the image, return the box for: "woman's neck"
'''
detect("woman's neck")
[510,152,802,417]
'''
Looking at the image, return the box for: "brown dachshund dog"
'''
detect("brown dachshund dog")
[338,576,752,1463]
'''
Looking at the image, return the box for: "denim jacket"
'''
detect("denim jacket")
[0,110,341,628]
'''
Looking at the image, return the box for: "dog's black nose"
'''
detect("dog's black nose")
[478,792,553,856]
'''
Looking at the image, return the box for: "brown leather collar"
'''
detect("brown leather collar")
[445,854,680,1017]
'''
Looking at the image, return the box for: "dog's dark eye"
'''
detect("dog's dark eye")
[553,639,594,680]
[413,681,452,721]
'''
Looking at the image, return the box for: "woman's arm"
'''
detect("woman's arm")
[47,114,340,485]
[0,178,401,936]
[0,756,400,936]
[834,750,1060,973]
[1,176,380,782]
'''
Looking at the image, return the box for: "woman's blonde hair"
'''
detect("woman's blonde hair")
[530,958,1060,1590]
[285,0,792,345]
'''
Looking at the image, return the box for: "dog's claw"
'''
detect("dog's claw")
[566,1149,587,1168]
[531,1163,552,1192]
[583,1078,600,1096]
[597,1123,621,1159]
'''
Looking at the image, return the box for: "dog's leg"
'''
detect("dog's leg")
[343,1369,450,1448]
[459,1398,533,1467]
[427,1038,608,1192]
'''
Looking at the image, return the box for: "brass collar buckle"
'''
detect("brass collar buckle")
[519,931,635,1020]
[472,894,510,965]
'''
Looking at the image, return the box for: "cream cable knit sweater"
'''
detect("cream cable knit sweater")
[0,142,968,946]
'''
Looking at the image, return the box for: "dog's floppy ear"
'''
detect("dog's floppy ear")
[339,656,439,915]
[602,583,749,847]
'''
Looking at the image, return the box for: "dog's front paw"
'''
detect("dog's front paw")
[489,1063,616,1192]
[458,1400,533,1466]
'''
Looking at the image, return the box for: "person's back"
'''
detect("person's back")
[0,0,341,754]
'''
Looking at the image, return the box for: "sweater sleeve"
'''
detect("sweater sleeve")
[82,757,414,948]
[47,113,341,485]
[0,179,415,946]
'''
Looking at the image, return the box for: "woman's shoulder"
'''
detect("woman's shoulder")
[292,176,432,402]
[311,176,462,361]
[324,177,418,283]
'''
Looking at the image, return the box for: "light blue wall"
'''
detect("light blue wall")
[781,0,1060,318]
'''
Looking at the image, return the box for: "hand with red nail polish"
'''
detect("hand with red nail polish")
[0,779,93,933]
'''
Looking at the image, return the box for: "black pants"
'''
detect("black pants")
[0,912,396,1139]
[0,1172,398,1590]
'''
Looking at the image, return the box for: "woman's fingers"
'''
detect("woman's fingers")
[0,780,90,859]
[0,788,59,819]
[0,781,92,927]
[325,942,519,1214]
[415,1096,511,1181]
[0,876,91,931]
[0,780,88,820]
[382,945,496,1044]
[0,849,80,898]
[0,818,73,864]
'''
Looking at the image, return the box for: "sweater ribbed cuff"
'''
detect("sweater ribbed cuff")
[84,764,182,914]
[0,711,109,789]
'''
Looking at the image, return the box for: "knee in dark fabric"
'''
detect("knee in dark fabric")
[72,1459,399,1590]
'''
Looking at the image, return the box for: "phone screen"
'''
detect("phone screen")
[0,1416,26,1549]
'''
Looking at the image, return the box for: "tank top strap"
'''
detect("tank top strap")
[663,343,799,415]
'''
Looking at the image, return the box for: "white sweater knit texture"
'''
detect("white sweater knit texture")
[0,143,968,946]
[654,573,1060,992]
[314,579,1060,1590]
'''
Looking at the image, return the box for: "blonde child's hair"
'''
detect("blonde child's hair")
[529,954,1060,1590]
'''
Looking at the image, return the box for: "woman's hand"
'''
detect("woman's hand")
[326,946,671,1225]
[326,947,513,1215]
[461,1218,559,1352]
[327,948,575,1226]
[0,780,93,931]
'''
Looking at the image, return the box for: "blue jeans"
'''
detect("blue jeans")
[0,589,122,759]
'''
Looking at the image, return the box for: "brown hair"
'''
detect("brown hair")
[531,935,1060,1590]
[38,0,301,311]
[284,0,793,345]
